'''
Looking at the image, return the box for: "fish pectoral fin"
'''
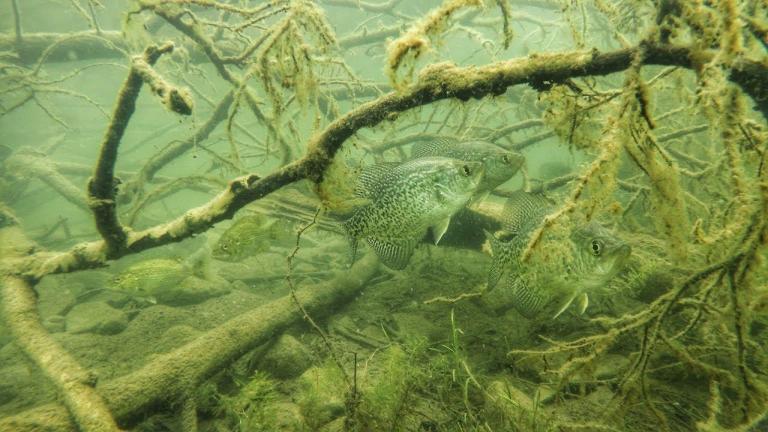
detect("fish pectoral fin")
[552,290,580,319]
[367,237,416,270]
[577,293,589,315]
[552,288,590,319]
[431,218,451,245]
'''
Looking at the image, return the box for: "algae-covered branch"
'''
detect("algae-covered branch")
[0,1,766,431]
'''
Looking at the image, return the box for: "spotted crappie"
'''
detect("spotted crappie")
[411,136,524,200]
[109,258,188,299]
[343,157,484,270]
[109,249,229,305]
[485,191,631,319]
[212,214,295,262]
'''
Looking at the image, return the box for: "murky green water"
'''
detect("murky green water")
[1,1,767,431]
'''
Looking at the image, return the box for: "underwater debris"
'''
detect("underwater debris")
[1,0,768,431]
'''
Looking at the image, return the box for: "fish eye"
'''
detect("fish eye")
[462,164,471,176]
[502,155,510,164]
[590,239,603,256]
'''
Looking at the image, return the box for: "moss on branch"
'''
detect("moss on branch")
[8,42,768,279]
[0,220,120,432]
[87,42,175,255]
[132,55,193,115]
[0,253,380,431]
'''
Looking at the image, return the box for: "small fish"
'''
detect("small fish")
[411,136,524,200]
[107,248,229,305]
[485,191,631,319]
[344,157,484,270]
[109,258,189,301]
[213,214,296,262]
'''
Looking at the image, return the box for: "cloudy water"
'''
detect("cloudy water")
[1,1,767,431]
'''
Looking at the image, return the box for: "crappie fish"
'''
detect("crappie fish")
[411,136,524,200]
[212,214,296,262]
[109,248,229,305]
[343,157,484,270]
[110,258,189,299]
[485,191,631,319]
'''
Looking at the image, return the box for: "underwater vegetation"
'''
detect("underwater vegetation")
[0,0,767,432]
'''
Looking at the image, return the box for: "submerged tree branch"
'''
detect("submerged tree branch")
[0,253,380,432]
[87,42,175,254]
[1,276,122,432]
[6,43,767,280]
[0,220,120,432]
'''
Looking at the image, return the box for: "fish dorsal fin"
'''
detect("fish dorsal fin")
[411,136,461,158]
[501,191,552,234]
[366,237,416,270]
[431,217,451,245]
[354,162,399,198]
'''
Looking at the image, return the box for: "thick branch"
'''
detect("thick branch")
[1,276,121,432]
[87,42,174,254]
[338,25,401,48]
[0,216,120,431]
[0,26,403,64]
[9,43,768,279]
[132,55,193,115]
[0,253,380,431]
